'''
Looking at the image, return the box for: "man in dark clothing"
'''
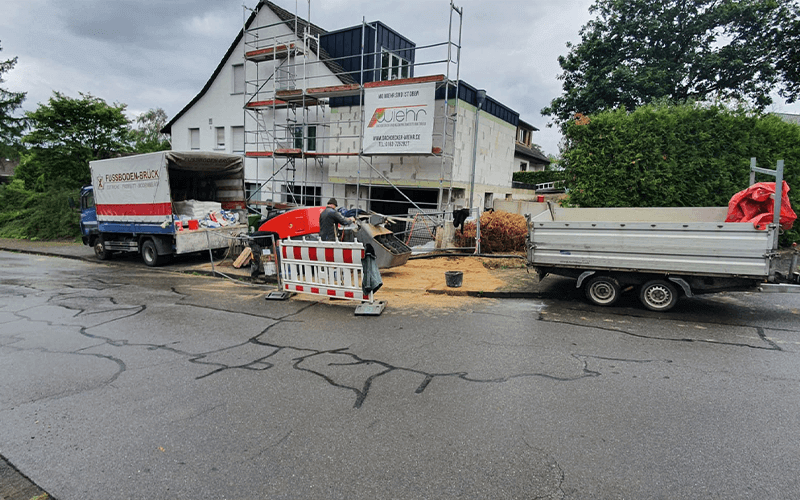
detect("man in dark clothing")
[319,198,355,241]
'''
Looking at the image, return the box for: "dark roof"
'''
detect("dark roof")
[515,143,549,164]
[518,119,539,131]
[162,1,351,134]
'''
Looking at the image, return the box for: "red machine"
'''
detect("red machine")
[257,206,325,238]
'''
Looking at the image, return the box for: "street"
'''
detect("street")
[2,250,800,499]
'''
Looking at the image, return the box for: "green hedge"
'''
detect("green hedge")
[0,180,81,240]
[562,102,800,243]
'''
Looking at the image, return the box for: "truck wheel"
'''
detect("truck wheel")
[94,237,112,260]
[584,275,621,306]
[639,280,678,312]
[141,239,162,267]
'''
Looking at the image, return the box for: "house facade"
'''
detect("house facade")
[162,1,543,217]
[514,119,550,173]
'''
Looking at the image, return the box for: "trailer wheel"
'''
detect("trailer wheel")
[639,280,678,312]
[141,239,162,267]
[584,275,621,306]
[94,237,112,261]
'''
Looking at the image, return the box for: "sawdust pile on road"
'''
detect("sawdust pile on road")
[377,256,510,309]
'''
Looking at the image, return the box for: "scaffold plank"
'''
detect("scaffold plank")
[274,89,320,105]
[363,74,446,89]
[306,83,362,98]
[244,43,299,62]
[248,147,444,159]
[245,99,290,109]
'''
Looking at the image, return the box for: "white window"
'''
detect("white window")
[379,49,409,81]
[215,127,225,149]
[292,125,317,151]
[306,125,316,152]
[189,128,200,150]
[246,182,260,202]
[232,64,244,94]
[232,126,245,153]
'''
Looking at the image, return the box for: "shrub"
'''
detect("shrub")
[561,102,800,243]
[0,180,81,240]
[455,210,527,253]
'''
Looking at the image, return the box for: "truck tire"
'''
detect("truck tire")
[141,239,163,267]
[94,236,112,260]
[584,275,621,306]
[639,280,678,312]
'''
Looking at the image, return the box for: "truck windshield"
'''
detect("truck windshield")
[81,191,95,210]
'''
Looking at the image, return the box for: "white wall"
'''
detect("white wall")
[169,6,343,195]
[323,98,517,209]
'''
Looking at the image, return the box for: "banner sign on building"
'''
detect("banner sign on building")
[362,82,436,154]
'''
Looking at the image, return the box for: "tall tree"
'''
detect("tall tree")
[542,0,784,125]
[0,42,26,161]
[16,92,130,190]
[775,0,800,103]
[131,108,171,153]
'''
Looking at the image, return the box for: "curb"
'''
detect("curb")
[426,289,542,299]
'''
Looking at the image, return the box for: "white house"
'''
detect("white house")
[162,0,544,218]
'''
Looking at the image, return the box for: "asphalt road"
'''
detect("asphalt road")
[2,251,800,499]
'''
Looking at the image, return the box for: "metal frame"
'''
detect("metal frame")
[241,1,467,250]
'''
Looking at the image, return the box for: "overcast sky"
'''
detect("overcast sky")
[2,0,799,157]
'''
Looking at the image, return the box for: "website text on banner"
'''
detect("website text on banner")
[280,240,374,303]
[362,82,436,154]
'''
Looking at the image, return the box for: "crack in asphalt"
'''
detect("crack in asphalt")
[2,282,598,410]
[538,314,785,351]
[7,273,790,413]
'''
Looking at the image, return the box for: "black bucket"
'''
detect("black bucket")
[445,270,463,288]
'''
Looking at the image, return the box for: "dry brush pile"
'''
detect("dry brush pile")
[455,210,527,253]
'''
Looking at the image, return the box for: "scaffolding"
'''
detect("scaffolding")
[242,0,464,244]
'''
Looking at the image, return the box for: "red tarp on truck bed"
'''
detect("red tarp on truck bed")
[725,181,796,230]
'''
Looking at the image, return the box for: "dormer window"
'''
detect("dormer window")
[380,49,410,81]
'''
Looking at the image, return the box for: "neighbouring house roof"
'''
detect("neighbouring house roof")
[515,143,549,164]
[162,1,352,135]
[518,119,539,132]
[0,157,20,184]
[774,112,800,125]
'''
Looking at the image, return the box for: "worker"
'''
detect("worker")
[319,198,355,241]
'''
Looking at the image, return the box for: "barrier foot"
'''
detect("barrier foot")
[265,290,294,301]
[354,300,387,316]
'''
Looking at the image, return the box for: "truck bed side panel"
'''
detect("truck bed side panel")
[529,221,773,278]
[175,225,247,254]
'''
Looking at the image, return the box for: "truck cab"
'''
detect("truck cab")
[79,185,98,247]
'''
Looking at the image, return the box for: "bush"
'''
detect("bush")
[0,180,81,240]
[561,102,800,243]
[455,210,527,253]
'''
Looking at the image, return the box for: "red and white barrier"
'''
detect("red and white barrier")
[279,239,374,303]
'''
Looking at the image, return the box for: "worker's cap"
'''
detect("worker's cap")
[327,198,338,207]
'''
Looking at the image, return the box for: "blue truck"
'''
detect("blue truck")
[80,151,248,266]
